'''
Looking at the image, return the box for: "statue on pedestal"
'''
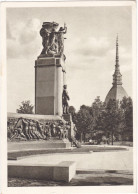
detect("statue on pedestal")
[40,22,67,57]
[62,85,70,114]
[57,23,67,56]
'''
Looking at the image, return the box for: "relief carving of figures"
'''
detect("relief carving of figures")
[7,117,71,141]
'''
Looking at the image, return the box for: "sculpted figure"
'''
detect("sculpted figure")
[7,120,15,139]
[11,118,26,140]
[47,31,58,56]
[40,27,50,55]
[27,120,35,139]
[62,85,70,114]
[36,121,45,139]
[40,22,59,56]
[57,124,64,140]
[44,122,51,140]
[28,119,39,139]
[22,118,31,140]
[57,23,67,56]
[50,122,56,137]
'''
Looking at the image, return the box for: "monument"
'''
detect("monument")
[105,35,128,104]
[35,22,68,116]
[7,22,76,144]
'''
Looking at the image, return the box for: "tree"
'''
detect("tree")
[90,96,105,138]
[69,106,76,116]
[94,99,122,145]
[17,100,34,114]
[75,105,93,142]
[104,99,122,145]
[91,96,105,118]
[120,97,133,141]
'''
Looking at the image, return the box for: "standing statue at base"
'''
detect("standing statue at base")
[62,85,70,114]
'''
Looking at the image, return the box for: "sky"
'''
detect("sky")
[7,6,132,113]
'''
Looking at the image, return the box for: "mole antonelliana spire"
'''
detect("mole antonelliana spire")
[105,35,128,104]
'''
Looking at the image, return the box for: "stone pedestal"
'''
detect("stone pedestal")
[35,56,65,115]
[63,114,75,138]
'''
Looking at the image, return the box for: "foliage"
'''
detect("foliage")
[69,106,76,123]
[69,106,76,116]
[120,97,133,141]
[73,96,133,144]
[91,96,105,118]
[17,100,34,114]
[74,105,94,142]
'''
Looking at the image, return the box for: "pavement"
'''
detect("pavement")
[8,147,133,171]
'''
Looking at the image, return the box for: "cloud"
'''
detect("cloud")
[72,37,110,57]
[7,18,41,59]
[65,36,111,74]
[19,19,40,44]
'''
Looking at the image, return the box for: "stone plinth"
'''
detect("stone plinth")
[62,114,72,122]
[62,114,75,138]
[8,140,71,152]
[35,56,65,116]
[8,161,76,182]
[53,161,76,182]
[8,112,63,122]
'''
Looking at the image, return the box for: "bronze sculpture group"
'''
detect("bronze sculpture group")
[7,118,71,141]
[40,22,67,57]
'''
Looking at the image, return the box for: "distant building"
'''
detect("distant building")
[105,36,128,104]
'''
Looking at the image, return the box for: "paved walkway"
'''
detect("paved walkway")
[8,147,133,171]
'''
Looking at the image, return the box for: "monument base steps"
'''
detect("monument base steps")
[62,114,72,122]
[8,140,71,152]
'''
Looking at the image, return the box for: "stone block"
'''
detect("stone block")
[36,81,55,97]
[36,57,56,66]
[35,57,64,115]
[8,161,76,182]
[8,164,54,180]
[35,96,54,115]
[8,140,71,152]
[36,65,55,82]
[7,112,63,122]
[53,161,76,182]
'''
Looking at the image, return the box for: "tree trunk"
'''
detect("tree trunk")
[80,133,83,143]
[121,130,124,144]
[112,131,113,145]
[83,133,86,143]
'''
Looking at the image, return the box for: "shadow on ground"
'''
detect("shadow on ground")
[8,171,133,187]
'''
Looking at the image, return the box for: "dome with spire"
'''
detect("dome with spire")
[105,35,128,104]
